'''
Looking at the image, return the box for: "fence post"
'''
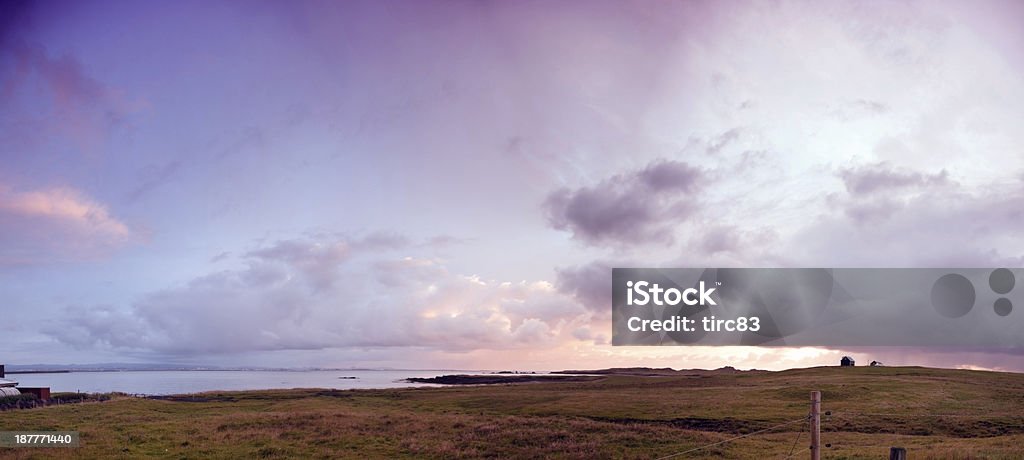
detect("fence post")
[889,447,907,460]
[810,391,820,460]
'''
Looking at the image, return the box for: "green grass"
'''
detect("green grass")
[1,366,1023,459]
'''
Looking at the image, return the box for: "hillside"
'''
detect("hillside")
[1,366,1023,459]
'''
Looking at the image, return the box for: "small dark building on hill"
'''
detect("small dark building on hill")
[840,356,855,367]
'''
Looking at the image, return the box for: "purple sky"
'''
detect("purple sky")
[2,0,1023,371]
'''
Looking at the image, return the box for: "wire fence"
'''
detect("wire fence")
[653,416,810,460]
[781,424,805,460]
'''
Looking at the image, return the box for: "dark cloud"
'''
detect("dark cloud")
[790,166,1024,267]
[637,159,703,191]
[838,162,952,196]
[544,159,703,246]
[555,261,613,316]
[828,162,958,226]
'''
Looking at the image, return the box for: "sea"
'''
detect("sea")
[6,370,482,395]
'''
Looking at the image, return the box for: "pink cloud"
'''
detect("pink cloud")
[0,184,134,265]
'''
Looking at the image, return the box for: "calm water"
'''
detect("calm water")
[7,370,478,395]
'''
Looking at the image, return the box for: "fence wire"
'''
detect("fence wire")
[653,416,810,460]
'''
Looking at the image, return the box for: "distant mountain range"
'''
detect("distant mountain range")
[3,363,406,373]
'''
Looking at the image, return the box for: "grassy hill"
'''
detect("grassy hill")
[1,366,1023,459]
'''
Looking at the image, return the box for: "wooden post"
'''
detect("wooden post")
[810,391,821,460]
[889,447,907,460]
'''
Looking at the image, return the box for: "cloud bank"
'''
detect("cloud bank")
[49,235,589,356]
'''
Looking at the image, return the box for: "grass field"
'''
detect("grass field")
[1,366,1023,459]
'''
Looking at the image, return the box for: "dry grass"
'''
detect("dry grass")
[1,366,1023,459]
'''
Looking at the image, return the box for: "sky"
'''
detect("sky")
[1,0,1023,372]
